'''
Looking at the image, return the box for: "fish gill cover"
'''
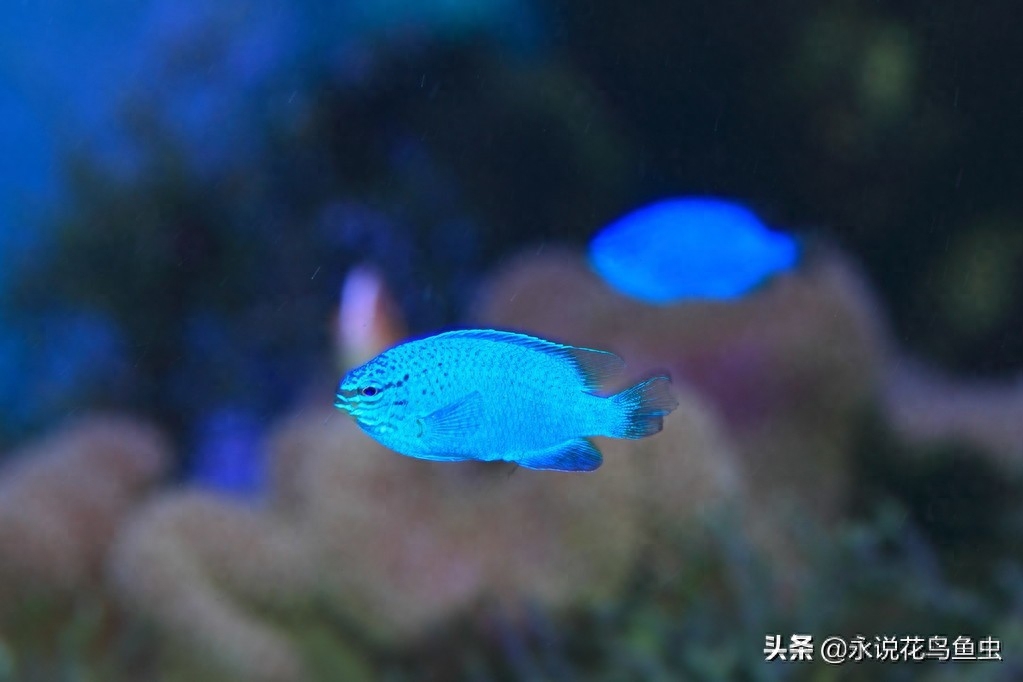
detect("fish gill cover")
[588,197,800,303]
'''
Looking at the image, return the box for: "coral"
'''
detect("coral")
[126,255,1023,677]
[0,415,169,618]
[111,394,742,680]
[108,271,744,680]
[471,246,887,523]
[285,392,740,633]
[109,245,1023,680]
[111,491,316,682]
[881,360,1023,466]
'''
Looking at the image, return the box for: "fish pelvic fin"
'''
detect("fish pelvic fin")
[608,375,679,439]
[515,439,603,472]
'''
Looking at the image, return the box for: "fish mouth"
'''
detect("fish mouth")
[334,390,356,412]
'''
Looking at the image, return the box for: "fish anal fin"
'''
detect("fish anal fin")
[515,439,603,472]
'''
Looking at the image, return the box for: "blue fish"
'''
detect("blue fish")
[588,197,800,303]
[334,329,678,472]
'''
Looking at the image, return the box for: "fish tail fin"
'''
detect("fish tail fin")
[608,375,679,439]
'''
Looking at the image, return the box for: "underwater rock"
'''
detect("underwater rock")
[109,374,742,680]
[471,246,887,523]
[0,415,168,619]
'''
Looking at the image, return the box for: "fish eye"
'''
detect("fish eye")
[361,386,379,397]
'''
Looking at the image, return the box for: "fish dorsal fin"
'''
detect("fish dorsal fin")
[437,329,624,390]
[418,391,485,442]
[515,439,603,472]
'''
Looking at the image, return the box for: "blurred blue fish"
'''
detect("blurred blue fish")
[190,408,266,498]
[335,329,678,472]
[588,197,800,303]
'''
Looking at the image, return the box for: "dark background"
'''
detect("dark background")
[3,0,1021,461]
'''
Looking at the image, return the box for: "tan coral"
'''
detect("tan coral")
[882,360,1023,465]
[108,262,745,679]
[301,380,741,628]
[0,415,169,618]
[110,491,315,682]
[470,246,887,522]
[109,386,742,679]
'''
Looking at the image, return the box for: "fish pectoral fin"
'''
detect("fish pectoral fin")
[419,391,484,441]
[515,439,603,472]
